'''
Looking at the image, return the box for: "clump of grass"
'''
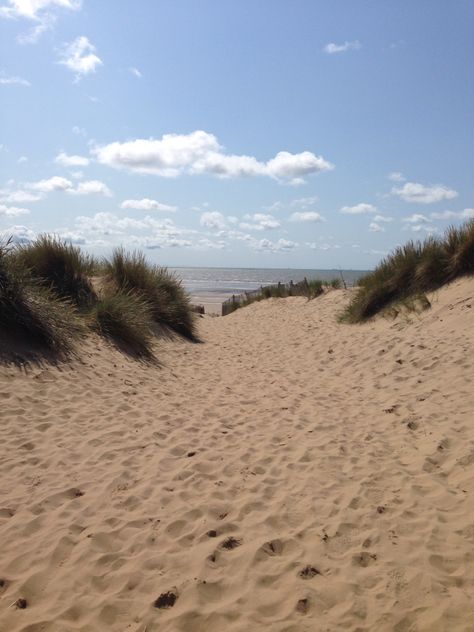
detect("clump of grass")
[0,239,83,354]
[104,248,197,341]
[15,235,96,308]
[342,219,474,323]
[91,290,155,358]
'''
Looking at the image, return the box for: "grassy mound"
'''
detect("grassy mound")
[91,290,155,358]
[0,240,83,354]
[104,248,197,341]
[343,219,474,323]
[15,235,97,308]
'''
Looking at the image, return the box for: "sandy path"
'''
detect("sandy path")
[1,279,473,632]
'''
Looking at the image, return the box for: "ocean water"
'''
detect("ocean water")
[170,267,368,298]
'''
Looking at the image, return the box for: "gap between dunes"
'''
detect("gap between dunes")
[0,278,473,632]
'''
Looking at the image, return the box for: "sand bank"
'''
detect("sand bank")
[1,278,473,631]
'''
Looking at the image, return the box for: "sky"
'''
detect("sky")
[1,0,473,269]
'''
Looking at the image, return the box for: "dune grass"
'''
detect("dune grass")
[222,277,332,315]
[15,235,97,309]
[342,219,474,323]
[0,239,83,355]
[90,290,155,358]
[104,248,197,341]
[0,236,197,361]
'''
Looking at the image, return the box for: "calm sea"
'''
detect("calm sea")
[170,267,368,299]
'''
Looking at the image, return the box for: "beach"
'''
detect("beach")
[1,277,473,631]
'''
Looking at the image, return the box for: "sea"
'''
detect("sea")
[170,267,368,303]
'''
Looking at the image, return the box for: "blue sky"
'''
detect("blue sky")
[1,0,473,268]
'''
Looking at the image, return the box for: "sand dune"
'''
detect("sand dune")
[1,278,473,632]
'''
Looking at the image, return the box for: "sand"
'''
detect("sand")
[1,278,473,632]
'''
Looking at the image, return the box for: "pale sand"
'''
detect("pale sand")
[1,278,473,632]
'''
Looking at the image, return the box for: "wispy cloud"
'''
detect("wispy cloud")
[324,40,361,54]
[430,209,474,220]
[0,70,30,86]
[388,171,405,182]
[129,66,142,78]
[240,213,281,231]
[0,0,82,44]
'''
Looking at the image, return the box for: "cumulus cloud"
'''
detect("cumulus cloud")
[430,209,474,220]
[369,222,385,232]
[290,211,324,222]
[58,36,102,77]
[70,180,112,196]
[0,224,35,243]
[200,211,227,231]
[407,224,438,234]
[28,176,112,196]
[240,213,281,231]
[388,171,405,182]
[0,203,29,216]
[373,214,393,223]
[392,182,458,204]
[129,67,142,78]
[0,189,41,203]
[324,40,361,54]
[121,198,177,212]
[252,238,298,252]
[0,71,31,86]
[55,151,89,166]
[29,175,73,192]
[92,130,334,183]
[340,203,377,215]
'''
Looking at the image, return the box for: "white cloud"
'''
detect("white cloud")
[0,189,41,203]
[200,211,227,231]
[388,171,405,182]
[0,1,82,43]
[0,203,29,216]
[240,213,280,231]
[430,209,474,220]
[69,180,112,196]
[0,0,81,20]
[324,40,361,54]
[121,198,177,212]
[0,224,35,243]
[306,242,340,250]
[402,213,430,223]
[291,196,318,208]
[55,151,89,166]
[58,36,102,77]
[407,224,438,234]
[373,214,393,223]
[252,238,298,252]
[17,156,28,163]
[27,176,111,196]
[93,130,334,182]
[29,175,73,192]
[72,125,86,136]
[0,71,31,86]
[290,211,324,222]
[392,181,458,204]
[369,222,385,232]
[129,67,142,78]
[340,202,377,215]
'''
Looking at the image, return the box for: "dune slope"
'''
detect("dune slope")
[1,278,474,632]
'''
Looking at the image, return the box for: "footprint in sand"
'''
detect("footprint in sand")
[220,536,242,550]
[299,565,321,579]
[154,589,179,609]
[352,552,377,567]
